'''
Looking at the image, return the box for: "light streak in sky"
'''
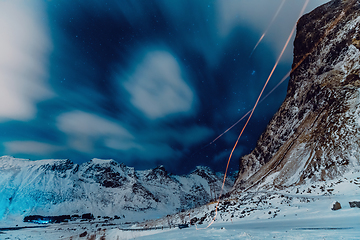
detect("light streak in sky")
[196,0,310,230]
[249,0,287,58]
[208,70,291,147]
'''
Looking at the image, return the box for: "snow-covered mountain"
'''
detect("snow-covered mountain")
[234,0,360,191]
[0,156,233,222]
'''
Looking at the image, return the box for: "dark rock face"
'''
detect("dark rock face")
[143,165,174,185]
[349,201,360,208]
[332,201,342,210]
[39,159,76,178]
[80,159,129,188]
[191,166,217,183]
[234,0,360,190]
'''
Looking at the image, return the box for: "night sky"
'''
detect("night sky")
[0,0,328,174]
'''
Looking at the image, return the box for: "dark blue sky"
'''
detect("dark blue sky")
[0,0,327,174]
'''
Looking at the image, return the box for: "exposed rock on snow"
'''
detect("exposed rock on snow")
[0,156,232,222]
[234,0,360,191]
[142,170,359,230]
[349,201,360,208]
[331,201,342,210]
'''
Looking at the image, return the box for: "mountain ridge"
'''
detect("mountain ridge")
[0,156,233,222]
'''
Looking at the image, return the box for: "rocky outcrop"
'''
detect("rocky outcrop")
[332,201,342,210]
[234,0,360,191]
[349,201,360,208]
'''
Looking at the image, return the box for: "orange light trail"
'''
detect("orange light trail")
[208,70,291,146]
[249,0,287,58]
[196,0,310,230]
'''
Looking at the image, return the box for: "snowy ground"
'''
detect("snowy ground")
[1,171,359,239]
[1,210,359,240]
[108,215,360,240]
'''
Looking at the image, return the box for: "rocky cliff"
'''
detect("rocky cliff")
[234,0,360,191]
[0,156,232,222]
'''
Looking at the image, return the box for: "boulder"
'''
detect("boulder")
[331,201,341,211]
[349,201,360,208]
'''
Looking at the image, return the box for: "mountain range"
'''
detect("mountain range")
[0,156,233,222]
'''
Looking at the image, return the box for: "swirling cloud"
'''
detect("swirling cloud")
[122,51,195,120]
[57,110,134,153]
[4,141,63,156]
[0,0,53,121]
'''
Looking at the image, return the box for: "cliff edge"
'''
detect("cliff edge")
[234,0,360,191]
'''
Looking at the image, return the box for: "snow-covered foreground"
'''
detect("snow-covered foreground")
[110,216,360,240]
[107,197,360,240]
[1,171,359,239]
[1,211,359,239]
[1,194,359,239]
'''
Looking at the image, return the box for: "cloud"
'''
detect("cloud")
[122,51,195,119]
[4,141,63,156]
[213,148,244,164]
[57,111,134,153]
[217,0,329,36]
[216,0,329,61]
[0,0,53,121]
[148,125,214,148]
[128,124,213,162]
[172,125,214,147]
[56,109,213,164]
[124,143,182,161]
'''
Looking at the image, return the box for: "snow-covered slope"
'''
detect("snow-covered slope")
[0,156,233,222]
[136,170,360,230]
[3,161,358,239]
[234,0,360,191]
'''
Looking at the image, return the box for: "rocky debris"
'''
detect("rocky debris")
[141,189,321,227]
[349,201,360,208]
[234,0,360,191]
[82,213,95,220]
[134,167,359,229]
[331,201,342,210]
